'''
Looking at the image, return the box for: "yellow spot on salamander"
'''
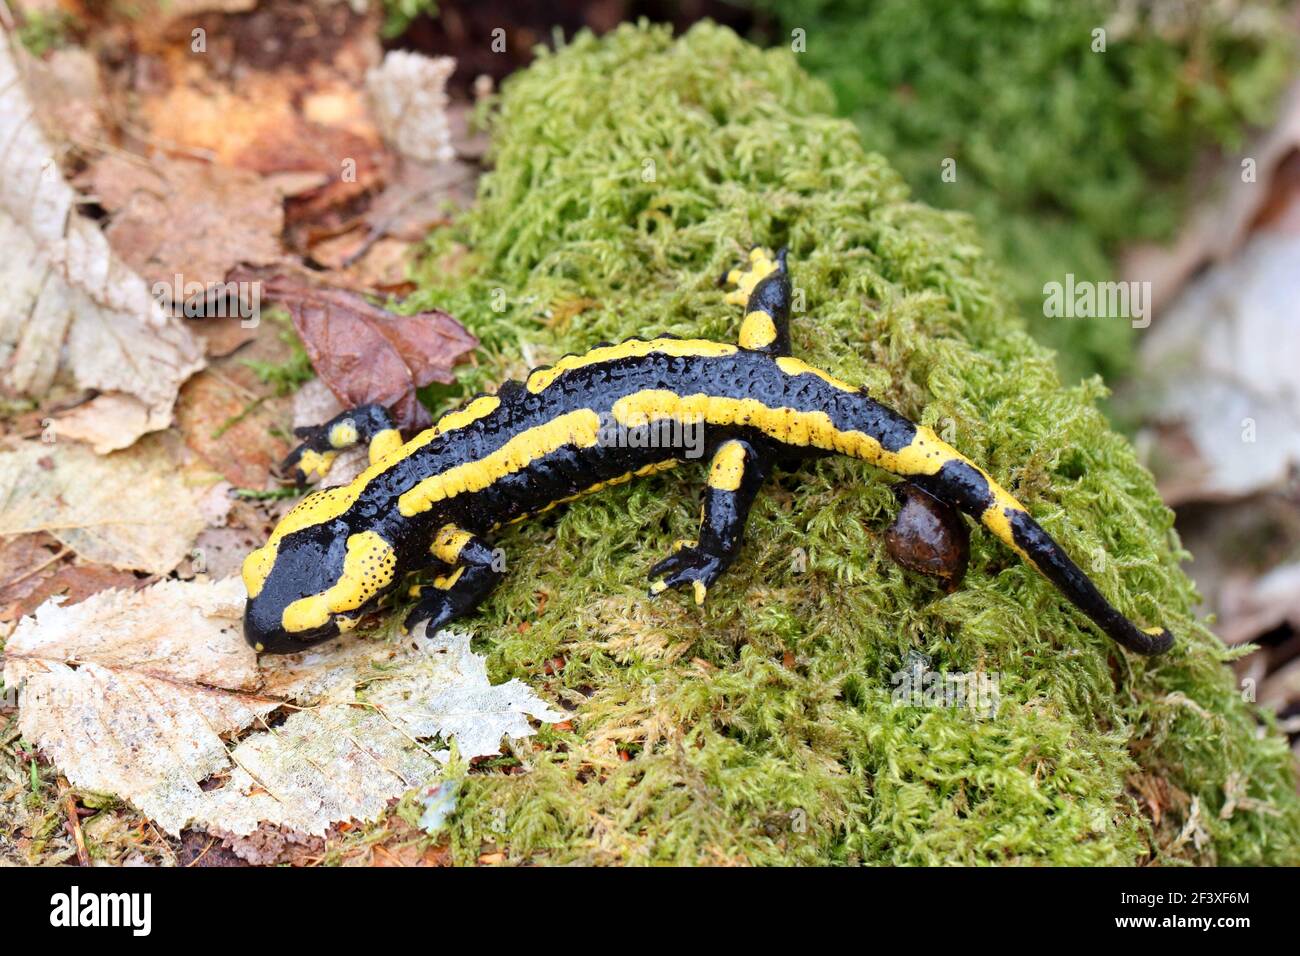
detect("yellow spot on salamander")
[692,581,707,605]
[708,440,748,492]
[264,485,356,550]
[437,395,501,432]
[775,357,860,393]
[368,428,404,464]
[242,545,276,598]
[724,248,777,306]
[889,424,1032,560]
[525,339,737,394]
[329,421,359,448]
[432,525,473,564]
[978,496,1030,562]
[281,531,397,632]
[612,389,924,468]
[434,566,465,590]
[254,396,503,565]
[398,410,604,517]
[612,389,1036,560]
[650,579,668,595]
[297,449,338,480]
[739,311,777,350]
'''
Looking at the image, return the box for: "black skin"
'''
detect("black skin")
[245,249,1174,658]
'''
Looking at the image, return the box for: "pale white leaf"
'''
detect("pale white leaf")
[0,30,204,451]
[5,577,564,838]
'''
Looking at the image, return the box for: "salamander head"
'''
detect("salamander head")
[241,519,399,654]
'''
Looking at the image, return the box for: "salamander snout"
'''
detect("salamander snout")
[242,589,340,654]
[240,537,350,654]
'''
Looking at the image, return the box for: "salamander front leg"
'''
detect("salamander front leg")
[405,526,505,633]
[281,403,404,483]
[649,439,770,605]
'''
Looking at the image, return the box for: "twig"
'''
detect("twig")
[186,836,217,867]
[58,776,90,866]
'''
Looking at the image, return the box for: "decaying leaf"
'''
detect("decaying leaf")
[21,45,107,146]
[0,437,217,575]
[0,31,205,452]
[81,153,285,293]
[125,1,390,254]
[174,369,291,489]
[4,577,563,838]
[0,529,139,623]
[263,278,478,430]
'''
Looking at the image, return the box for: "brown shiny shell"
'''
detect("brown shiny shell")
[884,482,970,591]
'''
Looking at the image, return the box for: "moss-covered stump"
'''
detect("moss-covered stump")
[405,22,1300,865]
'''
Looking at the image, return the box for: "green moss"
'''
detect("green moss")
[381,0,439,39]
[16,10,78,57]
[748,0,1295,383]
[406,21,1299,865]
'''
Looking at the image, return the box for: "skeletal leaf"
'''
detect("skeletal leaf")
[0,31,204,452]
[5,577,563,838]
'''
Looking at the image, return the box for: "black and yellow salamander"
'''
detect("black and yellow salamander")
[242,247,1175,657]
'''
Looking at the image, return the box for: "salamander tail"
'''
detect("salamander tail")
[898,430,1174,656]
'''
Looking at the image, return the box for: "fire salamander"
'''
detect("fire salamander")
[242,247,1175,657]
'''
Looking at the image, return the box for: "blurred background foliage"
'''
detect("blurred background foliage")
[746,0,1295,383]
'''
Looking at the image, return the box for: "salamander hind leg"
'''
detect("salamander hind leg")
[405,526,505,633]
[281,403,404,483]
[649,438,771,605]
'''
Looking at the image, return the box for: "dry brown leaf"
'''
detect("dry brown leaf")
[4,577,564,838]
[361,157,479,243]
[0,537,139,623]
[263,278,477,430]
[53,394,153,454]
[0,30,204,452]
[82,153,285,292]
[174,370,290,489]
[0,436,218,575]
[191,315,261,358]
[21,46,107,146]
[1219,562,1300,648]
[152,0,257,19]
